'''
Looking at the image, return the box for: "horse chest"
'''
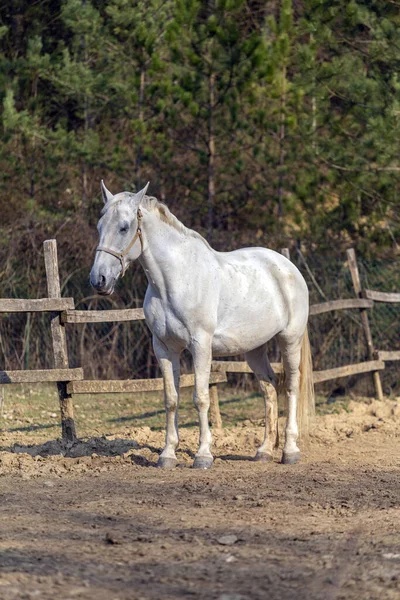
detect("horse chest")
[144,294,192,348]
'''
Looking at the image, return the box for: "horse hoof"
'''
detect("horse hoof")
[157,456,178,469]
[254,451,274,462]
[281,451,301,465]
[193,456,213,469]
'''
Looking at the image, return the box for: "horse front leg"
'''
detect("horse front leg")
[191,334,213,469]
[153,336,181,469]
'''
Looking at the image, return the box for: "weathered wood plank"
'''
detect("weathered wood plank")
[213,358,386,385]
[0,387,4,419]
[377,351,400,362]
[61,308,145,324]
[309,298,373,315]
[346,248,383,400]
[212,361,253,373]
[209,383,223,430]
[0,368,83,384]
[67,372,227,395]
[211,361,283,374]
[44,241,70,370]
[0,298,74,313]
[313,360,385,384]
[44,239,77,441]
[361,289,400,303]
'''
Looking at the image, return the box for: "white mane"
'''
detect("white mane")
[102,193,211,250]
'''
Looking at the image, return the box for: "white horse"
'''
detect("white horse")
[90,182,314,468]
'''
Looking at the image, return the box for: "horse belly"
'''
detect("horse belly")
[212,307,286,356]
[212,262,291,355]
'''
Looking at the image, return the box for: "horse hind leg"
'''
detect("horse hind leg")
[245,345,279,463]
[277,334,302,465]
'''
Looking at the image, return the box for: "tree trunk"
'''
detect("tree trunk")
[81,0,88,207]
[136,67,146,189]
[207,70,216,241]
[277,66,286,219]
[310,34,317,154]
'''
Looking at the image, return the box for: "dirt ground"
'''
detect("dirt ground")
[0,392,399,600]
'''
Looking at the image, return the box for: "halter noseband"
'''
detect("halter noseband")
[96,208,144,278]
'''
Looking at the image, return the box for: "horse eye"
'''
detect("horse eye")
[119,224,129,234]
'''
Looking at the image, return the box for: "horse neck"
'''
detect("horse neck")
[138,210,192,293]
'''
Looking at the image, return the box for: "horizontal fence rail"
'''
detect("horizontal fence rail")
[312,360,385,384]
[377,351,400,362]
[0,368,83,384]
[361,289,400,303]
[61,308,145,323]
[210,359,386,384]
[67,372,227,395]
[309,298,373,315]
[211,361,283,374]
[0,298,74,312]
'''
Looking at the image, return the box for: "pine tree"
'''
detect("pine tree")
[302,0,400,251]
[104,0,175,191]
[165,0,266,242]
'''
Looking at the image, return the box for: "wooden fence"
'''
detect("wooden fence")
[209,248,399,401]
[0,240,399,439]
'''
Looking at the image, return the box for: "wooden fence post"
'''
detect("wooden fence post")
[346,248,383,400]
[43,240,77,441]
[209,383,222,430]
[0,386,4,421]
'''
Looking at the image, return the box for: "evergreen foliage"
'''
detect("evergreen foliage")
[0,0,399,274]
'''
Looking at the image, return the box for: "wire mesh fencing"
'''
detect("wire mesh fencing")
[0,246,398,396]
[358,257,400,395]
[291,249,399,396]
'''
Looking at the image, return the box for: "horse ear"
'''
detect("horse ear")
[101,180,113,204]
[135,182,150,203]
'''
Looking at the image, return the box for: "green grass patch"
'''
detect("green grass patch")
[0,383,268,443]
[0,383,358,447]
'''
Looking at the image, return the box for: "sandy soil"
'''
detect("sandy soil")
[0,398,399,600]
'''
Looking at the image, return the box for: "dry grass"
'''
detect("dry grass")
[0,381,347,450]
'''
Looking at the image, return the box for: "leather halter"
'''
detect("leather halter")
[96,208,143,278]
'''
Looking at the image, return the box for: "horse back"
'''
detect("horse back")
[212,247,309,351]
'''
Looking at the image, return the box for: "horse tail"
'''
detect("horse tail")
[297,326,315,437]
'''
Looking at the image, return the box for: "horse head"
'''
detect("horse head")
[90,181,149,295]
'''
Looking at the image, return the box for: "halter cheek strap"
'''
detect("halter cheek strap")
[96,208,143,278]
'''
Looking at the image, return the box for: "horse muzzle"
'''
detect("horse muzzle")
[90,272,116,296]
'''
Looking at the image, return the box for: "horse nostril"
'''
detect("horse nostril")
[98,274,106,288]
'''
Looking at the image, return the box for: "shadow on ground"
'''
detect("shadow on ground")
[1,437,161,461]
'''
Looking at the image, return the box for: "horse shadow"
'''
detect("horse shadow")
[0,436,167,467]
[2,436,256,466]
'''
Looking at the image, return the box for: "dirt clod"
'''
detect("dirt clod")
[105,532,123,545]
[217,534,239,546]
